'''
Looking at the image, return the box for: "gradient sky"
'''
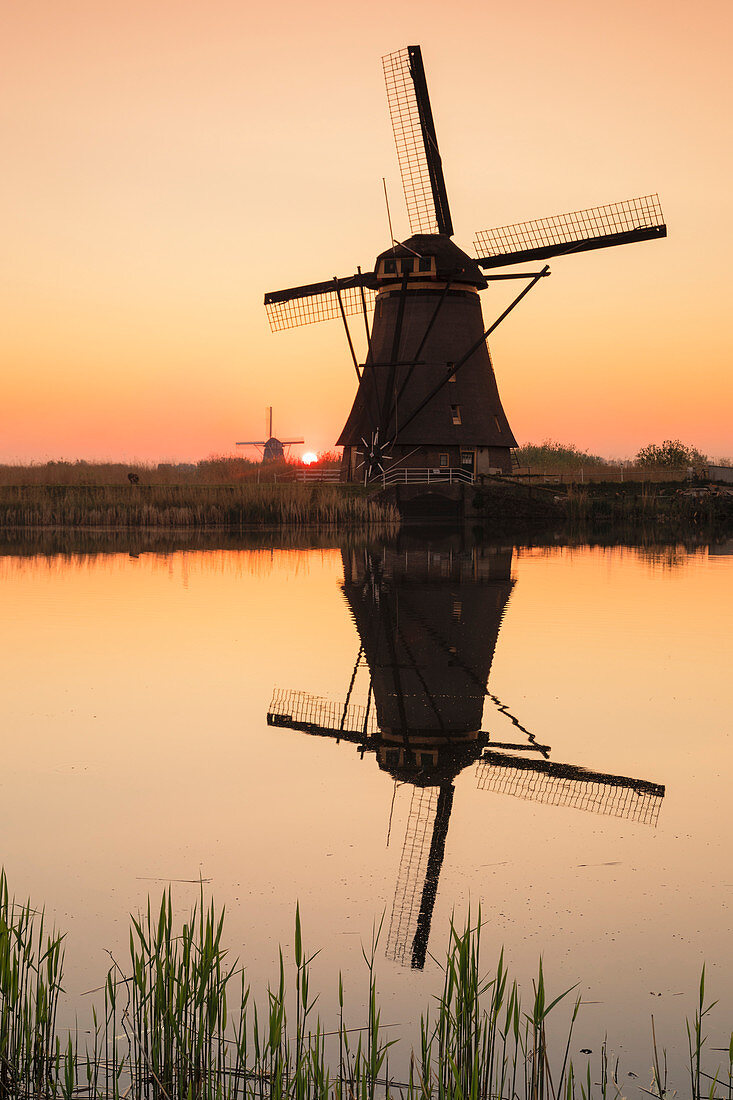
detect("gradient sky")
[2,0,731,463]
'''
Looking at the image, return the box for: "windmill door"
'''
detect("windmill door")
[460,450,475,477]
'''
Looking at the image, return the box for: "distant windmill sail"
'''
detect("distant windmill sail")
[236,406,304,460]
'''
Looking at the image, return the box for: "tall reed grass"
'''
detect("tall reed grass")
[1,872,732,1099]
[0,872,67,1099]
[0,484,399,530]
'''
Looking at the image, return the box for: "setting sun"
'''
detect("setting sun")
[302,452,318,465]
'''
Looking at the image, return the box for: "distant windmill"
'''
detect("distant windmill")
[267,543,665,969]
[264,46,667,482]
[236,406,304,462]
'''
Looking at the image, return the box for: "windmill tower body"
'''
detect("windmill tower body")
[341,539,514,744]
[337,237,517,477]
[264,45,666,486]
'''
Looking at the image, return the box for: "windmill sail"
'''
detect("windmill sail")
[264,273,376,332]
[383,46,454,237]
[268,687,377,742]
[385,783,453,968]
[475,195,666,269]
[476,751,664,826]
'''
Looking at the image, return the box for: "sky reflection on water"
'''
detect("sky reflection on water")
[1,534,731,1080]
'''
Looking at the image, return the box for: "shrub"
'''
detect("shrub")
[514,440,607,469]
[635,439,707,469]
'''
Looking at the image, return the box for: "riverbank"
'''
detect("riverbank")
[563,479,733,535]
[1,479,732,539]
[468,477,733,538]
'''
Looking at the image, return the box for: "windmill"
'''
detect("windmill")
[267,541,665,968]
[264,46,667,483]
[236,406,304,462]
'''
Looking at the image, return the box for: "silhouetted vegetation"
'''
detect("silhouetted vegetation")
[2,872,732,1099]
[635,439,708,469]
[514,440,608,469]
[311,449,342,467]
[0,454,343,488]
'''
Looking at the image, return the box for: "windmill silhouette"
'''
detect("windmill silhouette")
[268,540,665,968]
[264,46,667,482]
[236,406,304,462]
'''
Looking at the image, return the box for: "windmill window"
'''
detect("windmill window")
[383,258,397,274]
[418,256,432,273]
[451,404,462,425]
[447,362,456,383]
[439,453,449,467]
[400,258,414,274]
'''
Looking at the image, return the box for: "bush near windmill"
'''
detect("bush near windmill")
[634,438,708,470]
[514,440,608,470]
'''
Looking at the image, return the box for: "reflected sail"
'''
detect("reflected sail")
[386,784,453,968]
[267,536,665,970]
[476,752,664,826]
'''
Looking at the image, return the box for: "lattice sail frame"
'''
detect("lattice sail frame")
[474,195,665,263]
[476,753,664,826]
[383,48,443,237]
[267,688,378,739]
[385,786,439,965]
[265,285,376,333]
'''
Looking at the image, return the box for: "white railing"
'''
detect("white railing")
[293,469,342,482]
[370,467,475,487]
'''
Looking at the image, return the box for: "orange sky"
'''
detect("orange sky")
[2,0,731,463]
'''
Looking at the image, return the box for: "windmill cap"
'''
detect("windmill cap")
[376,235,487,288]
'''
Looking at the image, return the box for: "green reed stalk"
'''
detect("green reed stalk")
[4,869,733,1099]
[0,869,66,1099]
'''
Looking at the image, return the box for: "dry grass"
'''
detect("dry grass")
[0,483,398,529]
[0,456,341,487]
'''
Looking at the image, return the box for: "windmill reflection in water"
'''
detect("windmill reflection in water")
[267,543,664,970]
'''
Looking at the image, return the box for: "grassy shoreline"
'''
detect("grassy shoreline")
[1,873,731,1100]
[0,480,731,539]
[0,483,399,530]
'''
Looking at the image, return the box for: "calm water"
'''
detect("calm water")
[2,534,732,1080]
